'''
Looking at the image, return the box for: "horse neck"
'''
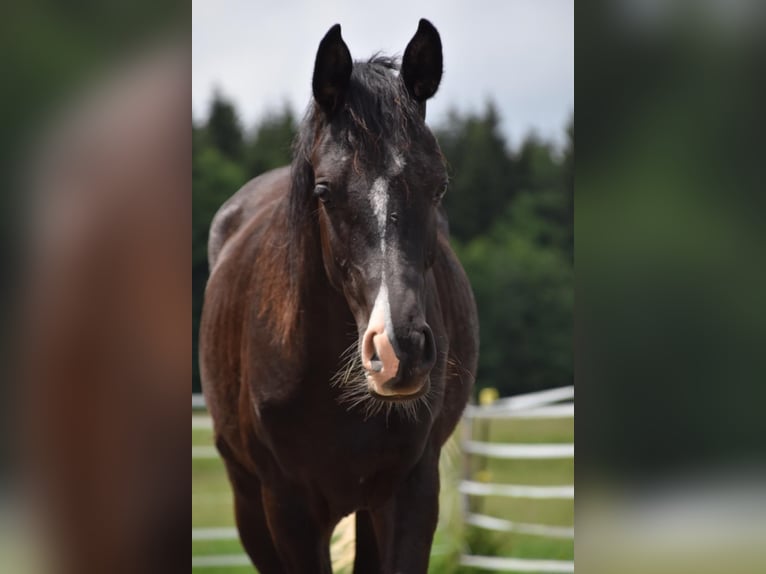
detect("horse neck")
[273,201,355,357]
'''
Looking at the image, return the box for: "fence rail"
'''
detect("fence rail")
[460,555,574,573]
[192,415,213,430]
[462,441,574,459]
[192,554,250,568]
[464,402,573,420]
[192,527,238,541]
[465,514,574,539]
[491,386,573,410]
[192,446,218,459]
[460,480,574,499]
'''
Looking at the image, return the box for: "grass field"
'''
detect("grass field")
[192,411,573,573]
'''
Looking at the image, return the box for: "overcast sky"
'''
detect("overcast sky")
[192,0,573,150]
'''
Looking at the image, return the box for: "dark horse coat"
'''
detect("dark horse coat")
[200,20,478,573]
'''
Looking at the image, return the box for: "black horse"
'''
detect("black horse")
[200,19,478,573]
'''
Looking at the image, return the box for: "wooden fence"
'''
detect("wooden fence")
[459,386,574,572]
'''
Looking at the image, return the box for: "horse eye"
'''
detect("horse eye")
[434,183,448,204]
[314,183,331,204]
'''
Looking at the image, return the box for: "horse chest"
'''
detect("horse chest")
[320,422,428,510]
[257,396,430,508]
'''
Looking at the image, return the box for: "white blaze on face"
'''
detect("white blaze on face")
[390,151,405,177]
[369,177,393,341]
[362,153,409,388]
[369,151,408,339]
[371,177,388,237]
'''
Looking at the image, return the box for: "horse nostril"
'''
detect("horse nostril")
[370,351,382,373]
[362,326,400,385]
[411,330,424,353]
[421,326,435,366]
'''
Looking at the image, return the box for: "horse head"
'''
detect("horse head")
[293,21,448,404]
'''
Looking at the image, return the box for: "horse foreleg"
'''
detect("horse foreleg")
[353,509,381,573]
[218,444,284,574]
[231,486,284,574]
[261,485,333,574]
[370,449,440,574]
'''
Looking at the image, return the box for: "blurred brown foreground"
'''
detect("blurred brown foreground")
[9,43,190,574]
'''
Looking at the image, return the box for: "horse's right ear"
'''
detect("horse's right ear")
[401,19,443,103]
[312,24,352,116]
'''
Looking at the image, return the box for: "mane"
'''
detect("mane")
[262,56,427,345]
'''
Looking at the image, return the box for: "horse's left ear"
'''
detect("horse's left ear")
[312,24,353,115]
[401,19,443,103]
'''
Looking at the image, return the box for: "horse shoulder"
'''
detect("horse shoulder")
[430,232,480,439]
[434,233,479,340]
[201,166,297,431]
[207,166,291,272]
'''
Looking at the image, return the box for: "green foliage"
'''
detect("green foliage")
[245,105,297,178]
[193,143,246,264]
[561,119,574,262]
[191,97,573,396]
[436,102,516,242]
[440,107,574,395]
[454,197,573,396]
[206,91,245,162]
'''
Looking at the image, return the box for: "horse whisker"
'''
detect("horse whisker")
[329,343,449,424]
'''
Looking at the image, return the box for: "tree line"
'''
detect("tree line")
[193,93,573,396]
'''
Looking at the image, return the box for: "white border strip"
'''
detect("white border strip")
[460,481,573,499]
[460,555,574,572]
[192,394,206,409]
[463,441,574,459]
[466,513,574,538]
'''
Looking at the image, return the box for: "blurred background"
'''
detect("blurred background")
[1,2,189,574]
[192,1,573,572]
[577,1,766,573]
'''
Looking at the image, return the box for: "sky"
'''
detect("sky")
[192,0,573,150]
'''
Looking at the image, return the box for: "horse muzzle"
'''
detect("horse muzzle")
[361,321,436,398]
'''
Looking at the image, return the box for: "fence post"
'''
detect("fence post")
[461,400,475,519]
